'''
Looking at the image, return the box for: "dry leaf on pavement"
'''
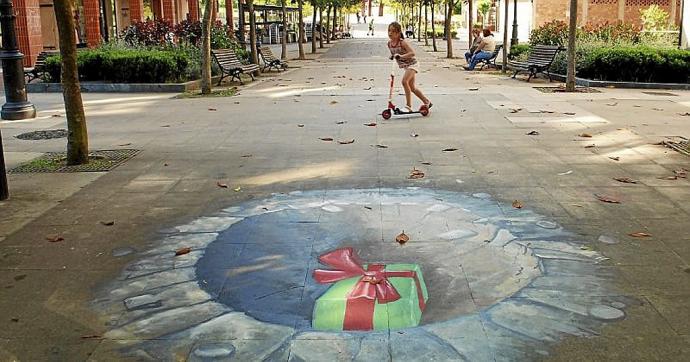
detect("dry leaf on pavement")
[442,148,458,152]
[606,102,618,106]
[609,156,620,161]
[657,175,678,180]
[579,133,593,138]
[100,221,115,226]
[319,137,334,141]
[410,133,419,137]
[674,169,687,178]
[468,88,479,91]
[395,231,410,245]
[372,144,388,149]
[558,170,573,176]
[595,194,621,203]
[241,154,253,158]
[80,335,103,339]
[510,108,522,113]
[409,168,425,179]
[421,161,432,165]
[335,121,346,125]
[208,108,217,111]
[526,130,540,135]
[175,247,192,256]
[564,112,576,115]
[330,100,338,105]
[216,181,229,188]
[584,144,596,148]
[613,177,638,184]
[364,122,377,127]
[233,186,242,192]
[338,139,355,144]
[297,124,305,127]
[628,232,651,238]
[512,200,523,209]
[46,234,64,243]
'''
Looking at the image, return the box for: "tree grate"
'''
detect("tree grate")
[661,137,689,156]
[533,86,601,94]
[9,149,141,173]
[15,129,68,140]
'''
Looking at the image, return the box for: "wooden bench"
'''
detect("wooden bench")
[211,48,260,85]
[24,51,52,83]
[478,44,504,70]
[507,45,561,82]
[259,46,288,72]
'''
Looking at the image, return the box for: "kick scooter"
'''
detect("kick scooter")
[381,57,430,120]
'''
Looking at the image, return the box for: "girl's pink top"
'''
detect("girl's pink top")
[388,40,418,69]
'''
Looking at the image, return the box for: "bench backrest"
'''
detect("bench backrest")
[527,45,560,66]
[212,48,244,70]
[259,46,278,62]
[491,44,503,57]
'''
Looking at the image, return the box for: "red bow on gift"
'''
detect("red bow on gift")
[313,247,425,330]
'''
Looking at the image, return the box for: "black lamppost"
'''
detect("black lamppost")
[0,0,36,120]
[510,0,518,45]
[0,0,37,200]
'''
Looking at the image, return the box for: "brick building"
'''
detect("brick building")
[533,0,682,27]
[15,0,201,67]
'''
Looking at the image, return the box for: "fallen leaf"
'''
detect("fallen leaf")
[330,100,338,105]
[579,133,593,138]
[558,170,573,176]
[175,247,192,256]
[118,143,132,146]
[442,148,458,152]
[364,122,377,127]
[364,206,373,210]
[633,104,641,107]
[657,175,678,180]
[564,112,576,115]
[421,161,432,165]
[161,125,171,128]
[606,102,618,106]
[395,231,410,245]
[363,86,372,90]
[652,108,664,111]
[216,181,228,188]
[526,130,540,136]
[46,234,64,243]
[409,168,425,179]
[233,186,242,192]
[609,156,620,161]
[540,110,555,114]
[372,144,388,149]
[509,108,522,113]
[410,133,419,138]
[679,112,690,116]
[319,137,334,141]
[335,121,346,125]
[468,88,479,91]
[338,139,355,144]
[584,144,596,148]
[613,177,638,184]
[512,200,523,209]
[628,232,651,238]
[297,124,305,127]
[674,169,687,178]
[595,194,620,203]
[51,114,62,117]
[208,108,217,111]
[100,221,115,226]
[163,163,169,167]
[241,154,253,158]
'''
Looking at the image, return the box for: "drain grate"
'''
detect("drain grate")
[661,137,689,156]
[15,129,68,140]
[9,149,141,173]
[533,86,601,94]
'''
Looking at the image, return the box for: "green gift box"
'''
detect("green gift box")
[312,248,428,331]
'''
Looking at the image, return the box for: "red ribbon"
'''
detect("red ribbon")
[313,247,426,330]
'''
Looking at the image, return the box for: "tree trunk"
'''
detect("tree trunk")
[446,0,453,58]
[424,2,428,46]
[326,5,331,44]
[431,0,437,51]
[566,0,577,91]
[311,6,317,53]
[53,0,88,165]
[298,0,306,59]
[502,0,509,72]
[417,0,422,41]
[332,6,337,40]
[468,0,473,46]
[319,7,324,48]
[211,0,217,22]
[226,0,234,37]
[201,0,213,94]
[248,0,259,64]
[281,0,288,59]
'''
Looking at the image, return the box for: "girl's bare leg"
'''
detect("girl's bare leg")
[407,70,430,105]
[402,71,414,108]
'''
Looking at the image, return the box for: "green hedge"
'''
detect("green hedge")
[551,45,690,83]
[45,48,190,83]
[509,44,530,60]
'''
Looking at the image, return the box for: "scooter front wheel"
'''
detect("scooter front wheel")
[382,109,392,120]
[420,105,430,117]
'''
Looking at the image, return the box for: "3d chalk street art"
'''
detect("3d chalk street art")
[95,188,631,360]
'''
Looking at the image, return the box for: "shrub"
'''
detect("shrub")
[640,5,669,31]
[509,44,530,60]
[529,20,568,47]
[579,21,641,44]
[45,48,190,83]
[122,19,175,46]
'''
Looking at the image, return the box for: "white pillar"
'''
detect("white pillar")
[683,0,690,48]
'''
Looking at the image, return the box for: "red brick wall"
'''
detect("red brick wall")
[162,0,176,22]
[535,0,680,28]
[130,0,144,23]
[534,0,586,27]
[588,0,620,24]
[188,0,199,21]
[83,0,101,46]
[14,0,43,67]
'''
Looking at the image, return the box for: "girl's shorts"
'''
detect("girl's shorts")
[402,63,420,73]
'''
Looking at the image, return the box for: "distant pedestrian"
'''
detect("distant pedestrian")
[363,14,367,23]
[356,12,361,23]
[367,18,374,36]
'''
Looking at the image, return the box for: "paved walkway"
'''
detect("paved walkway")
[1,31,689,361]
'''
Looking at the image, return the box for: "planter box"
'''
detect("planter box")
[26,76,223,93]
[550,73,690,90]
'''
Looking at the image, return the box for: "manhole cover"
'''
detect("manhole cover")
[642,91,678,97]
[9,149,140,173]
[15,129,68,140]
[533,86,601,93]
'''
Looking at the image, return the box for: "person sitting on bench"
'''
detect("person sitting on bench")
[465,27,482,64]
[463,29,495,71]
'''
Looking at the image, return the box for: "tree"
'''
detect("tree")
[477,0,490,26]
[502,0,508,73]
[326,4,332,44]
[201,0,214,94]
[53,0,88,165]
[281,0,288,59]
[424,0,429,46]
[431,0,437,51]
[248,0,259,64]
[319,6,324,48]
[445,0,454,58]
[417,0,422,41]
[467,0,473,46]
[298,0,306,59]
[311,3,318,53]
[566,0,577,91]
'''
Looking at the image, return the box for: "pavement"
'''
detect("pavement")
[1,19,689,361]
